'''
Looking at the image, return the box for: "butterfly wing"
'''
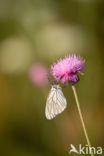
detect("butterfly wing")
[45,85,67,120]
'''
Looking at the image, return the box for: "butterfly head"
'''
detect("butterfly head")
[52,84,61,90]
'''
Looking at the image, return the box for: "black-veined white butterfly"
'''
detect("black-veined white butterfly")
[45,84,67,120]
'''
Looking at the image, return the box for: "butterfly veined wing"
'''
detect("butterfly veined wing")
[45,84,67,120]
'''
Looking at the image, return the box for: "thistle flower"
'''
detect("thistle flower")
[51,54,85,84]
[50,54,93,156]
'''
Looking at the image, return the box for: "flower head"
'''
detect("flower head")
[51,54,85,84]
[29,63,48,88]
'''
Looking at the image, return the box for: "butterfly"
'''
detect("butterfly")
[45,84,67,120]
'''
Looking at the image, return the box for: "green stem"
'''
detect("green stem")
[72,85,94,156]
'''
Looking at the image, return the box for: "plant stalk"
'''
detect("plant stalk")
[72,85,94,156]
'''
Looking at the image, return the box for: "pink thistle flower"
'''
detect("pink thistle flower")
[51,54,85,84]
[29,63,48,88]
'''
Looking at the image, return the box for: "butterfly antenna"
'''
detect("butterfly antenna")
[47,76,54,86]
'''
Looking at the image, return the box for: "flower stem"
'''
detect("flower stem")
[72,85,94,156]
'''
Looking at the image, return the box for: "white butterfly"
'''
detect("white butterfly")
[45,84,67,120]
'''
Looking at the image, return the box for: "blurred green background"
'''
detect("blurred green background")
[0,0,104,156]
